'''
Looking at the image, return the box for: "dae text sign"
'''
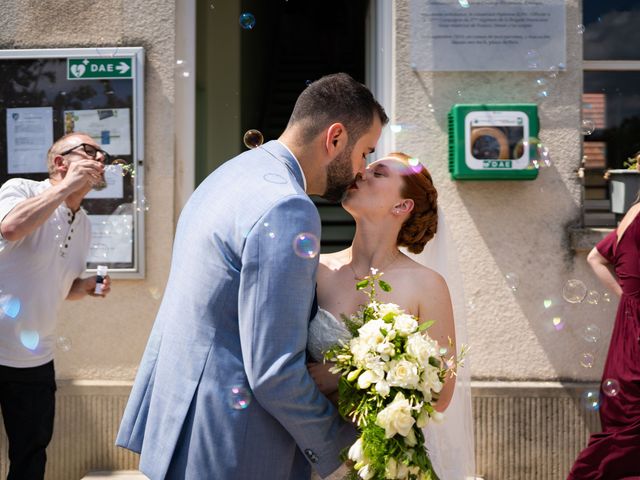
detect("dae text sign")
[67,58,133,79]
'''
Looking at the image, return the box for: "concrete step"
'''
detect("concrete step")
[82,472,148,480]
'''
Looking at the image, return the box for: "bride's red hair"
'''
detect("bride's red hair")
[386,152,438,254]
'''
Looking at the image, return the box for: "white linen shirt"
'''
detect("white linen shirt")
[0,178,91,367]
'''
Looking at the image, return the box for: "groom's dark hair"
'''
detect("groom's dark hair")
[287,73,388,145]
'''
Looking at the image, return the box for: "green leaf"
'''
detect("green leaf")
[356,279,370,290]
[418,320,435,331]
[378,280,392,292]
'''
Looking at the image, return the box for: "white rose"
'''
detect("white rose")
[358,319,388,347]
[406,333,437,365]
[348,438,365,463]
[423,364,443,393]
[387,359,420,389]
[394,314,418,336]
[376,392,416,438]
[385,457,398,479]
[377,303,402,319]
[376,341,396,359]
[350,337,372,366]
[358,369,383,389]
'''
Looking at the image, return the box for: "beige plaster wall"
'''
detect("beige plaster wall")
[394,0,616,382]
[0,0,176,380]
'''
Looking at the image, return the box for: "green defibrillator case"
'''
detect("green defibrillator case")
[448,104,540,180]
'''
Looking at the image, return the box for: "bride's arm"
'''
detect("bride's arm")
[417,271,456,412]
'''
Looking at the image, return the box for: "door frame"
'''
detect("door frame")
[174,0,394,212]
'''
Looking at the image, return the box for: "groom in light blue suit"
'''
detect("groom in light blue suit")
[117,73,387,479]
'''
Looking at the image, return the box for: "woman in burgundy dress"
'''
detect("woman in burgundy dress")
[568,202,640,479]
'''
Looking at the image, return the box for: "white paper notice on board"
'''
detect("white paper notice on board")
[6,107,54,174]
[85,164,124,199]
[87,214,133,264]
[410,0,566,71]
[64,108,131,155]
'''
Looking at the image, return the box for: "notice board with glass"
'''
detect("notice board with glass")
[0,47,145,278]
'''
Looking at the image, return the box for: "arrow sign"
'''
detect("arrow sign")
[67,58,133,79]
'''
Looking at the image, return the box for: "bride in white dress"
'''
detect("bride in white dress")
[307,153,475,480]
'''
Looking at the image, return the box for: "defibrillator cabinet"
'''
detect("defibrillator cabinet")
[448,104,540,180]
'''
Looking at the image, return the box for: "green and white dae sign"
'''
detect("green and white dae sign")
[67,58,133,80]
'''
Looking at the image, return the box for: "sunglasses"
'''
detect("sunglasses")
[60,143,111,163]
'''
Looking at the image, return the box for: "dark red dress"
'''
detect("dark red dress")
[568,219,640,479]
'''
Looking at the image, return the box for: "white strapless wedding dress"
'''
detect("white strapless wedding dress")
[307,308,456,480]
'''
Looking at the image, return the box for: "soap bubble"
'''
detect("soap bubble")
[563,279,587,304]
[243,129,264,149]
[90,243,109,260]
[239,12,256,30]
[263,222,276,239]
[602,379,620,397]
[515,138,552,169]
[293,232,320,259]
[0,295,21,319]
[148,287,163,300]
[582,324,601,343]
[602,293,612,303]
[581,119,595,136]
[547,65,560,79]
[229,385,252,409]
[20,330,40,351]
[305,79,313,87]
[175,59,191,79]
[56,336,72,352]
[526,49,540,70]
[551,315,565,331]
[439,345,450,356]
[581,390,600,411]
[505,273,519,292]
[577,24,586,35]
[580,352,595,369]
[585,290,600,305]
[107,159,135,177]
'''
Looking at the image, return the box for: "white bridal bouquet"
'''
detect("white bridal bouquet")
[325,270,466,480]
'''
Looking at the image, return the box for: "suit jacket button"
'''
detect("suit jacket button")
[304,449,319,463]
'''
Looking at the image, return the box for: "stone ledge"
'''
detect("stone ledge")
[568,226,613,252]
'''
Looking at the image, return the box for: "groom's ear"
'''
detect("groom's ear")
[394,199,414,215]
[325,123,348,156]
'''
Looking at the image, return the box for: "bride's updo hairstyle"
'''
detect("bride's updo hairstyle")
[388,152,438,254]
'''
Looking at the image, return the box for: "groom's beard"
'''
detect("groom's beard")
[322,145,355,203]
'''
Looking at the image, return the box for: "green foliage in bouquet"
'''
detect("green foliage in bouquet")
[325,270,466,480]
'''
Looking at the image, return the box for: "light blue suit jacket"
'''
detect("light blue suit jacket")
[116,141,356,479]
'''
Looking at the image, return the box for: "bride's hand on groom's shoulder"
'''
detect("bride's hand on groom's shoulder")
[307,362,339,397]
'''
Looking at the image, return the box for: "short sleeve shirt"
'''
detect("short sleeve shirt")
[0,178,91,367]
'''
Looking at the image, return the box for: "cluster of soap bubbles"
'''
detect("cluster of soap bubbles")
[526,49,565,100]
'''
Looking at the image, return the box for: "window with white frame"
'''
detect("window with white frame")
[582,1,640,227]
